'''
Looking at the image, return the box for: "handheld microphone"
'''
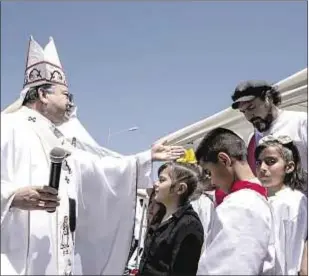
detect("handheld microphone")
[47,147,67,213]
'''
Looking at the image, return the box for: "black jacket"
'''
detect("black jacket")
[138,203,204,276]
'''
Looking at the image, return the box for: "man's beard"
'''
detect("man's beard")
[250,109,274,133]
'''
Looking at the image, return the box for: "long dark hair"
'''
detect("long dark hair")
[255,140,306,192]
[146,188,166,230]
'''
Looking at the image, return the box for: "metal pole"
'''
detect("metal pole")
[135,198,148,269]
[107,126,138,145]
[107,127,111,145]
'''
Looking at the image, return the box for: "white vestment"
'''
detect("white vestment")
[269,187,308,275]
[190,194,215,275]
[1,107,152,275]
[204,189,280,275]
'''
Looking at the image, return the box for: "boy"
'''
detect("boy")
[195,127,280,275]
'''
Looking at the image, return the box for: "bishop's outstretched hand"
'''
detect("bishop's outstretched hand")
[151,140,185,161]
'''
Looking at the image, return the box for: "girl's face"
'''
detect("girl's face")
[256,145,294,194]
[154,166,180,206]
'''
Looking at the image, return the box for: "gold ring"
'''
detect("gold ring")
[38,201,45,207]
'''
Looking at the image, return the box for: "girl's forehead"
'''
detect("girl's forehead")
[159,166,172,176]
[260,145,283,157]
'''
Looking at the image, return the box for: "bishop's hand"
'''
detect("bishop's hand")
[151,140,185,161]
[11,186,60,212]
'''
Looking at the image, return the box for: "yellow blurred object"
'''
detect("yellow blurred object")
[176,148,197,164]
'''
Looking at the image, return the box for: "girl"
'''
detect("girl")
[138,162,204,276]
[255,135,308,275]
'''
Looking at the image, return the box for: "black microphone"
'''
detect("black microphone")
[47,147,67,213]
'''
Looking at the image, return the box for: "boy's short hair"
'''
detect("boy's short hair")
[195,127,247,163]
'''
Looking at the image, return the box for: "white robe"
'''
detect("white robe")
[269,187,308,275]
[203,189,280,275]
[190,194,215,275]
[1,107,152,275]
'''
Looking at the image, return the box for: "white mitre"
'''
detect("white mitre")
[1,36,120,156]
[2,36,68,114]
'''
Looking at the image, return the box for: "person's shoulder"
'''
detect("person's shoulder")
[282,110,307,122]
[191,194,214,208]
[220,189,271,218]
[275,188,307,217]
[180,207,204,230]
[1,111,25,132]
[174,212,204,245]
[217,190,273,231]
[1,111,20,122]
[1,110,35,146]
[227,188,269,205]
[284,188,307,202]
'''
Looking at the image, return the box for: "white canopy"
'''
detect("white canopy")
[159,68,308,147]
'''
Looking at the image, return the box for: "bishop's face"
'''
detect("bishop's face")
[43,84,74,125]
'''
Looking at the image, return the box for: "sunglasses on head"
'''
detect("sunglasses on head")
[259,135,293,146]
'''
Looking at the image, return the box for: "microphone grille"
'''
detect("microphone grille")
[50,147,67,163]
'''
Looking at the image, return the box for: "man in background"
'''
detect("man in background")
[231,80,307,177]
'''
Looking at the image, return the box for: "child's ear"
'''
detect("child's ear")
[285,161,295,174]
[218,152,232,167]
[177,182,188,196]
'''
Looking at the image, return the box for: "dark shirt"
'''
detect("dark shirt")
[138,203,204,276]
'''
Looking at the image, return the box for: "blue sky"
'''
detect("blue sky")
[1,2,307,155]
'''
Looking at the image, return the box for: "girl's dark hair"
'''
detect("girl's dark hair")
[146,188,166,229]
[255,140,306,192]
[157,161,201,205]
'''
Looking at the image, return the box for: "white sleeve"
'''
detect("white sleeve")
[204,195,271,275]
[135,150,153,189]
[73,149,152,274]
[286,197,308,275]
[198,196,215,241]
[191,196,215,244]
[1,116,25,226]
[194,196,216,275]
